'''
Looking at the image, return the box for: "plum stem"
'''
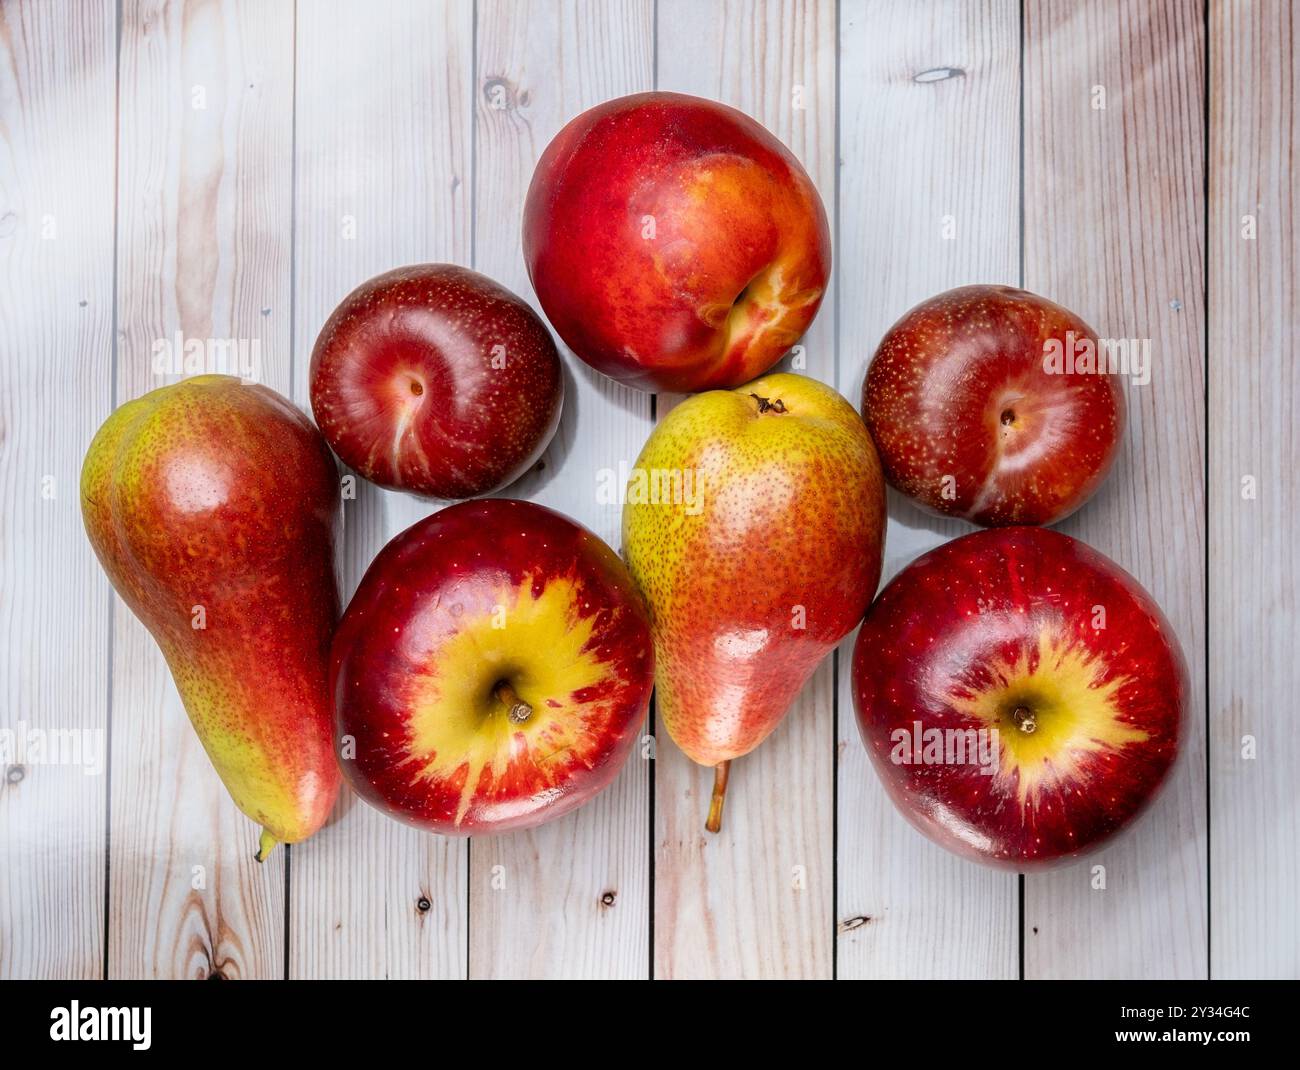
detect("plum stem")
[495,680,533,725]
[705,760,731,833]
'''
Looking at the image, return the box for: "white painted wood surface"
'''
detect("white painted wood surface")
[835,0,1020,980]
[1022,0,1208,980]
[106,0,294,981]
[288,0,472,980]
[0,0,1289,979]
[469,0,654,980]
[1209,0,1299,980]
[653,0,837,981]
[0,0,116,980]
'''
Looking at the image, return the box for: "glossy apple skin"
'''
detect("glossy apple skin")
[862,285,1125,526]
[80,376,342,854]
[332,499,654,834]
[852,527,1186,869]
[523,92,831,393]
[309,264,563,500]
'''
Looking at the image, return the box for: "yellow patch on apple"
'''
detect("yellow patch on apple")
[949,629,1149,810]
[399,573,614,825]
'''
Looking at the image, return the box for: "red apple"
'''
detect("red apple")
[309,264,562,500]
[852,527,1186,868]
[523,92,830,393]
[331,498,654,834]
[862,285,1125,526]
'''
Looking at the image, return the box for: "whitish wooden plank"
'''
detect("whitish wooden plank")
[0,0,115,980]
[288,0,472,979]
[835,0,1020,980]
[1210,0,1299,979]
[107,0,294,979]
[653,0,836,979]
[1023,0,1207,979]
[469,0,654,979]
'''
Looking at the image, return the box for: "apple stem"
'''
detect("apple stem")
[494,680,533,725]
[1011,705,1037,734]
[705,760,731,834]
[255,829,278,863]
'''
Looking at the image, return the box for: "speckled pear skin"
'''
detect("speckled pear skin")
[622,373,886,768]
[80,376,342,855]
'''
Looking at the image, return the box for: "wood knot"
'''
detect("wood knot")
[482,77,519,111]
[913,67,965,83]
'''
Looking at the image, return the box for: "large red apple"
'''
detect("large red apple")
[331,499,654,834]
[523,92,830,393]
[309,264,562,500]
[852,527,1186,868]
[862,285,1125,526]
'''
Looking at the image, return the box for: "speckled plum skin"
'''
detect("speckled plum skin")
[853,528,1186,869]
[332,499,654,835]
[523,92,831,393]
[80,377,342,853]
[309,264,563,500]
[862,285,1125,526]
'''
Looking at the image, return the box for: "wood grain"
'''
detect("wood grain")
[288,0,472,979]
[0,0,1281,981]
[1023,0,1208,979]
[1209,0,1299,980]
[108,0,293,979]
[834,0,1020,980]
[653,0,837,979]
[468,0,654,979]
[0,0,116,979]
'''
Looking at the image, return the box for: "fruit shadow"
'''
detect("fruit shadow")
[499,355,584,502]
[504,348,650,504]
[880,487,973,583]
[568,351,651,419]
[323,780,361,829]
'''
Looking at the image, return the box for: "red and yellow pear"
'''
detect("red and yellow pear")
[622,372,885,830]
[80,376,342,858]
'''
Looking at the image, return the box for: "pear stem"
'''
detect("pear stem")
[749,393,788,414]
[705,760,731,834]
[495,680,533,725]
[255,829,278,863]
